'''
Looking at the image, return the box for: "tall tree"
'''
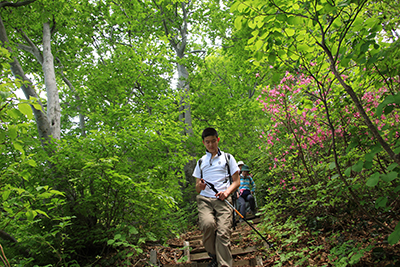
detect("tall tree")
[0,10,51,146]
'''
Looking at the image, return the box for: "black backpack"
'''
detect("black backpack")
[198,153,238,229]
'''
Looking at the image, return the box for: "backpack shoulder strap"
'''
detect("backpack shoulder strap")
[225,153,232,184]
[198,158,203,179]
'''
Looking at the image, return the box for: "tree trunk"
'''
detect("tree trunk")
[161,2,196,187]
[322,45,400,166]
[42,22,61,140]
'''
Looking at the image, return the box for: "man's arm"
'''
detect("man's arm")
[195,178,206,194]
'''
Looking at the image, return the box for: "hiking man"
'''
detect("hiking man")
[193,127,240,267]
[238,164,256,221]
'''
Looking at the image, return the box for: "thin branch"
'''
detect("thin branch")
[0,0,36,8]
[333,0,368,64]
[16,28,43,64]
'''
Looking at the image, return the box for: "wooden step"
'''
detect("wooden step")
[159,216,266,266]
[163,256,263,267]
[163,259,255,267]
[189,246,259,261]
[188,231,251,248]
[187,216,261,242]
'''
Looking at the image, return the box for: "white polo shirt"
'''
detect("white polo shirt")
[193,149,239,198]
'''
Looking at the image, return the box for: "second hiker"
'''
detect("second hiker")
[238,164,257,221]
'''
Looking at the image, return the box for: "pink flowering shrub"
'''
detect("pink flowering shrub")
[256,70,400,224]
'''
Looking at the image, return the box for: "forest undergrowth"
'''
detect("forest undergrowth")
[104,210,400,267]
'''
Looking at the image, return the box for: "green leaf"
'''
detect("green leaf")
[344,167,352,177]
[230,1,240,12]
[255,39,263,50]
[340,57,351,67]
[297,44,310,52]
[329,162,336,170]
[27,159,37,167]
[255,16,265,28]
[287,16,297,25]
[331,174,339,180]
[350,252,363,264]
[8,125,18,140]
[114,234,122,240]
[286,28,295,37]
[38,192,53,198]
[248,19,257,29]
[18,103,33,120]
[388,221,400,245]
[129,226,138,235]
[376,94,398,117]
[13,141,24,155]
[381,171,398,182]
[352,160,363,172]
[384,105,394,115]
[36,185,49,191]
[268,52,276,62]
[26,210,38,221]
[337,0,350,7]
[395,185,400,193]
[346,139,359,153]
[290,52,299,60]
[234,16,243,30]
[237,2,248,12]
[375,196,387,209]
[146,232,157,241]
[7,109,20,120]
[364,160,373,169]
[2,190,11,201]
[35,209,50,218]
[388,163,399,171]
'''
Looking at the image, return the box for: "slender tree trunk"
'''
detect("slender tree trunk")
[42,22,61,140]
[160,1,196,186]
[323,48,400,166]
[177,62,194,136]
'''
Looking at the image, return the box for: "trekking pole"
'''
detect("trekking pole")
[254,193,258,208]
[203,179,275,250]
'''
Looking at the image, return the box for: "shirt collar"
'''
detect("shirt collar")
[205,148,222,157]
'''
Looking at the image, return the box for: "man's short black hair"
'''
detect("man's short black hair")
[202,127,218,140]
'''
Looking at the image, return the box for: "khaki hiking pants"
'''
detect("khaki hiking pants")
[197,194,233,267]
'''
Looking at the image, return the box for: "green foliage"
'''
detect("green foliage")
[1,54,70,266]
[1,0,399,265]
[231,0,400,247]
[328,241,374,267]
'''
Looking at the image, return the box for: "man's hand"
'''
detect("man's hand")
[199,179,207,190]
[216,191,229,201]
[196,178,207,193]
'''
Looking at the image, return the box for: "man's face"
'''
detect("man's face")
[203,135,219,154]
[242,171,249,176]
